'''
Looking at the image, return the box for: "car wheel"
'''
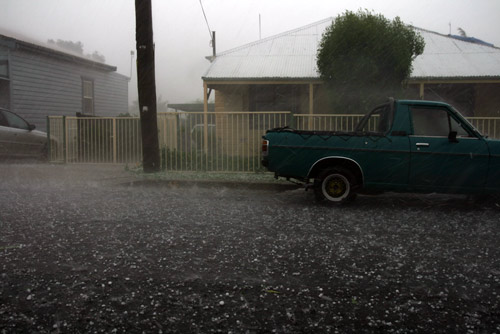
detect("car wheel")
[314,168,357,203]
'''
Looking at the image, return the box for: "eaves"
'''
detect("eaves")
[203,77,324,85]
[408,76,500,84]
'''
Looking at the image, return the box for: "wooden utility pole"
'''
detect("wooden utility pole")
[135,0,160,172]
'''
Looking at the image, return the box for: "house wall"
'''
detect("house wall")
[214,85,249,112]
[422,83,476,116]
[213,84,315,113]
[248,84,309,113]
[211,83,325,156]
[7,48,128,131]
[407,82,500,117]
[474,83,500,117]
[0,48,9,111]
[313,85,334,114]
[213,86,250,156]
[212,81,500,119]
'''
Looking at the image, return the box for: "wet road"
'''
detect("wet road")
[1,164,499,333]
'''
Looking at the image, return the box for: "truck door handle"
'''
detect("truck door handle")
[416,143,430,147]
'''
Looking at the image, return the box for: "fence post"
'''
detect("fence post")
[112,118,117,163]
[46,116,51,161]
[175,113,181,170]
[289,112,295,129]
[203,82,209,155]
[62,116,67,163]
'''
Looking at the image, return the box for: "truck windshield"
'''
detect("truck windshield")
[354,102,394,134]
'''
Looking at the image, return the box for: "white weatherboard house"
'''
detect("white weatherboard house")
[0,30,128,131]
[202,18,500,117]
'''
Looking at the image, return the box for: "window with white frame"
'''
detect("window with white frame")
[82,79,94,115]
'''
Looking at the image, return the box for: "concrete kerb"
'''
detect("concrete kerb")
[0,163,300,192]
[121,178,302,192]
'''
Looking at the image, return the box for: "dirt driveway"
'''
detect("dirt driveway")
[1,164,499,333]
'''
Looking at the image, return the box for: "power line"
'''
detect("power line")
[199,0,212,40]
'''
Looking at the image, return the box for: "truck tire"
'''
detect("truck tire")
[314,168,357,203]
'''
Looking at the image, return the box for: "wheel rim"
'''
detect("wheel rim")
[322,174,350,202]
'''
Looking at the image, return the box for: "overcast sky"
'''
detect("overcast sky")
[1,0,499,106]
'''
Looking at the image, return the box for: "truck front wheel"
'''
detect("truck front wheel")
[314,168,357,203]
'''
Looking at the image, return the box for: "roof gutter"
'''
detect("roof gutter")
[408,77,500,84]
[202,78,324,85]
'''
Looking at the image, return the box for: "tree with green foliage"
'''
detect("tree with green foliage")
[317,10,425,113]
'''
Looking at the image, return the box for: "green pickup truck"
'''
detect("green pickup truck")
[262,99,500,203]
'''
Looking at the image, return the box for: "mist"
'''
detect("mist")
[1,0,499,106]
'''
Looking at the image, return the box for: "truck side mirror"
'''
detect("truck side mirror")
[448,131,458,143]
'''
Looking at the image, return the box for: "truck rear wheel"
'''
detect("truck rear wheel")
[314,168,357,203]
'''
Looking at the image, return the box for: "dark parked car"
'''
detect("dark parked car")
[0,109,48,160]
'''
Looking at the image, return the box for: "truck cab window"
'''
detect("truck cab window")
[412,108,449,136]
[411,107,472,137]
[450,117,472,137]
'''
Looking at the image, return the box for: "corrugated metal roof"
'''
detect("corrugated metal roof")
[411,28,500,79]
[203,18,500,81]
[203,18,332,80]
